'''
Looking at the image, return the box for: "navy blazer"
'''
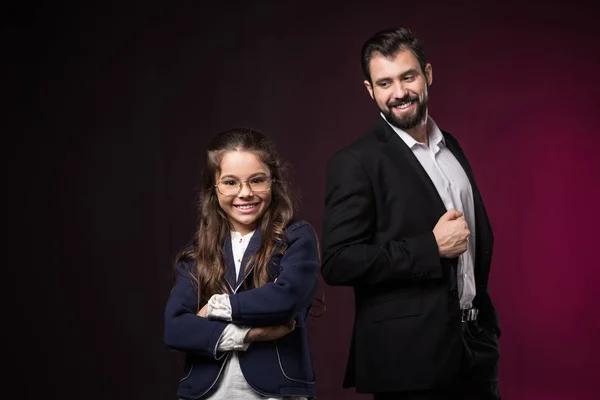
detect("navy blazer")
[164,220,319,399]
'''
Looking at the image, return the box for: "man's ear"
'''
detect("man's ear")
[364,80,374,100]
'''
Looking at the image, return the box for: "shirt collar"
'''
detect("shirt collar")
[380,113,445,148]
[231,230,256,240]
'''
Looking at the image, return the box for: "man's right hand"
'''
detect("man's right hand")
[433,209,470,258]
[244,320,296,343]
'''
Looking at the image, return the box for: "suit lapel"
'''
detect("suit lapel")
[443,132,493,280]
[443,133,476,191]
[377,118,447,223]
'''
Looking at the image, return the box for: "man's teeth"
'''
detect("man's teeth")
[395,101,412,109]
[235,204,256,210]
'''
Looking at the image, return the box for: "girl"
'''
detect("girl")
[164,128,319,399]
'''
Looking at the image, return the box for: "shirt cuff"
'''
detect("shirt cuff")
[207,294,233,321]
[216,324,251,352]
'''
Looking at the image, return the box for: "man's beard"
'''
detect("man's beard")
[381,92,428,131]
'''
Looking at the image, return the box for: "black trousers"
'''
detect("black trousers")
[374,321,501,400]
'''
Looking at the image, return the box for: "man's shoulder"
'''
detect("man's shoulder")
[333,120,387,159]
[441,128,458,142]
[436,123,466,146]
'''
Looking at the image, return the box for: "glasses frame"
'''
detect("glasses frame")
[214,175,275,196]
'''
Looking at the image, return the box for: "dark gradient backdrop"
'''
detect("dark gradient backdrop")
[5,1,600,399]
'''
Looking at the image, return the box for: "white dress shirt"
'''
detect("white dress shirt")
[383,114,477,309]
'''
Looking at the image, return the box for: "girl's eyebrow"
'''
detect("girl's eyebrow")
[219,172,269,180]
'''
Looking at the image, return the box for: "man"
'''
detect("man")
[320,27,501,400]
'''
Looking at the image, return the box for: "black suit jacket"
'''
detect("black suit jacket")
[320,117,500,393]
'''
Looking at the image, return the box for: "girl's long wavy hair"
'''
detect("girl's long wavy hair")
[176,128,295,306]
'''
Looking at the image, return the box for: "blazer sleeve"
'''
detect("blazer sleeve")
[164,260,229,359]
[320,149,443,287]
[228,222,319,327]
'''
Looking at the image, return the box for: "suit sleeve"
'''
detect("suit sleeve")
[228,222,319,327]
[164,260,229,359]
[320,149,443,287]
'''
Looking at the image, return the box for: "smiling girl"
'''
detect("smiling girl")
[165,128,319,399]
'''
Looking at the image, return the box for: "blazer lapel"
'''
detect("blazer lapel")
[223,236,237,293]
[234,228,262,292]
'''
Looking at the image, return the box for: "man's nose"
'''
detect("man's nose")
[392,81,407,99]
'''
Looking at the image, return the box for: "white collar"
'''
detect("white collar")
[381,113,445,149]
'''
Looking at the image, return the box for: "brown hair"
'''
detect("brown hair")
[176,128,294,306]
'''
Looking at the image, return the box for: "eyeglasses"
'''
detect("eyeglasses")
[215,175,275,196]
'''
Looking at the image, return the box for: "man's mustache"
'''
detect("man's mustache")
[387,94,419,107]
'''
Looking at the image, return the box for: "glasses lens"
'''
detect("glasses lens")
[218,180,240,195]
[249,176,271,192]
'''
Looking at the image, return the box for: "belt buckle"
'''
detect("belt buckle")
[461,308,478,322]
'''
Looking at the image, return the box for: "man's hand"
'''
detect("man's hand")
[244,320,296,343]
[433,209,470,258]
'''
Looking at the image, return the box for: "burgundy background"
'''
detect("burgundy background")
[6,0,600,399]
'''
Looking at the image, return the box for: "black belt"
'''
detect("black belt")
[461,307,479,322]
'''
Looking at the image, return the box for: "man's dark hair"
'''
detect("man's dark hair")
[361,27,427,82]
